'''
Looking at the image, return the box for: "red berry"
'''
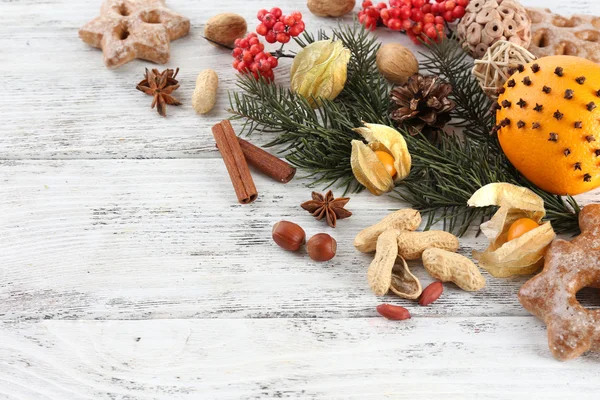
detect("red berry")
[232,59,240,69]
[284,15,296,26]
[445,0,456,10]
[232,47,243,57]
[452,5,466,18]
[367,7,380,18]
[435,0,444,2]
[426,26,438,39]
[263,14,276,28]
[412,0,425,6]
[388,18,403,31]
[273,21,286,33]
[402,18,413,30]
[362,0,373,6]
[457,0,469,5]
[412,22,423,34]
[256,23,268,36]
[435,15,445,24]
[249,44,262,55]
[411,9,424,22]
[270,7,283,18]
[249,37,260,45]
[399,6,411,19]
[444,10,455,22]
[376,2,387,9]
[276,33,290,43]
[291,11,303,21]
[257,9,268,21]
[380,8,390,20]
[389,7,401,19]
[431,3,441,13]
[289,26,303,37]
[295,20,305,32]
[423,12,435,24]
[239,38,249,48]
[265,30,277,43]
[268,56,278,68]
[238,61,248,71]
[255,52,268,61]
[436,23,445,32]
[258,60,271,72]
[422,3,432,13]
[242,50,253,62]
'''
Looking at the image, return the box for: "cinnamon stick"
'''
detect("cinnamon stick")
[237,138,296,183]
[212,120,258,204]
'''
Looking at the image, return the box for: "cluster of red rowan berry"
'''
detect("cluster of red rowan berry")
[358,0,469,44]
[232,7,305,81]
[256,8,305,44]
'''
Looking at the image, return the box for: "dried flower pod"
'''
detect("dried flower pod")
[468,183,556,277]
[290,40,351,108]
[351,123,411,196]
[457,0,532,59]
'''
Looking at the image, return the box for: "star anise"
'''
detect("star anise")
[301,191,352,228]
[136,67,181,117]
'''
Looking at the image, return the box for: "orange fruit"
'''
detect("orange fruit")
[507,218,540,241]
[496,56,600,195]
[374,150,397,178]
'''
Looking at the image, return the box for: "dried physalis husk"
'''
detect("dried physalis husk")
[351,123,411,196]
[467,183,556,277]
[390,257,422,300]
[290,40,351,108]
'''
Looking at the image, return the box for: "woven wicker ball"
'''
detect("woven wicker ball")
[457,0,532,59]
[472,41,537,99]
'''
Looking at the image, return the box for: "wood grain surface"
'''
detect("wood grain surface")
[1,0,600,398]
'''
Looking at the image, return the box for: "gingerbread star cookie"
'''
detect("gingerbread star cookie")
[518,204,600,361]
[79,0,190,68]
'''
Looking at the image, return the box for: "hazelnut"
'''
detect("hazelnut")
[204,13,247,47]
[307,0,356,18]
[307,233,337,262]
[376,43,419,85]
[272,221,306,251]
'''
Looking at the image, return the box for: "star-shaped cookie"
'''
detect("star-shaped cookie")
[519,231,600,360]
[79,0,190,68]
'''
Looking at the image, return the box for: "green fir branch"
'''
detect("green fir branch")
[420,38,496,146]
[228,22,581,235]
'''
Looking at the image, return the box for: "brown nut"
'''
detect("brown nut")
[376,43,419,85]
[307,233,337,262]
[204,13,247,47]
[307,0,356,17]
[272,221,306,251]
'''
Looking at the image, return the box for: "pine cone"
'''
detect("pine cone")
[390,74,456,132]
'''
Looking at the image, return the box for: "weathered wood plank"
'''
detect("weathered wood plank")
[0,0,595,160]
[0,317,599,399]
[2,159,597,321]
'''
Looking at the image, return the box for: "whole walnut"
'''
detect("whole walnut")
[457,0,532,59]
[307,0,356,17]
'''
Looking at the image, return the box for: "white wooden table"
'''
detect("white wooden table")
[2,0,600,398]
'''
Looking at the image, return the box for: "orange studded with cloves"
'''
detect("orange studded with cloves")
[495,56,600,195]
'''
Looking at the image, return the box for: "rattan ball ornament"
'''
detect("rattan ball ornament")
[457,0,532,59]
[472,40,537,99]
